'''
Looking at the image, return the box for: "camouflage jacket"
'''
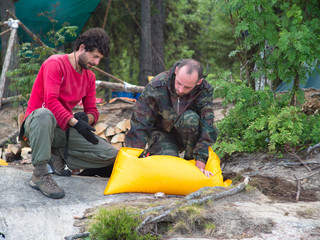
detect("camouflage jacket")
[125,65,218,163]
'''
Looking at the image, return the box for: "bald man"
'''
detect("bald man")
[125,59,218,177]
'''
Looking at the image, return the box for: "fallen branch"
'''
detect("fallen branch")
[0,130,19,147]
[136,177,249,233]
[284,144,312,172]
[185,186,226,200]
[1,94,28,106]
[186,177,249,205]
[96,80,144,93]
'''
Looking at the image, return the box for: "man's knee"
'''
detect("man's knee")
[178,110,200,129]
[33,108,56,128]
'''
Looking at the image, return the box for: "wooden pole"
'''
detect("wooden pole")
[0,28,17,108]
[92,66,125,84]
[6,9,47,48]
[0,28,11,37]
[96,81,144,93]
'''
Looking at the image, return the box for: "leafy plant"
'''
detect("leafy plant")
[209,75,320,158]
[6,43,56,102]
[88,208,159,240]
[6,14,77,103]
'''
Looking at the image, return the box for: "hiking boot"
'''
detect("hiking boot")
[48,149,71,177]
[29,174,65,199]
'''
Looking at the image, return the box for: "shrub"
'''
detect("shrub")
[208,74,320,158]
[88,208,159,240]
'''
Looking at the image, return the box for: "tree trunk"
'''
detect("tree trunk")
[151,0,165,76]
[290,70,300,106]
[0,0,18,98]
[138,0,152,86]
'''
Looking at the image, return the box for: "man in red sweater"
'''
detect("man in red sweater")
[20,28,118,199]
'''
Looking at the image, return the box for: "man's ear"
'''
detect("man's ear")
[196,78,203,85]
[79,44,86,53]
[175,66,178,75]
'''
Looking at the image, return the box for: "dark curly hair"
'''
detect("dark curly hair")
[74,28,110,57]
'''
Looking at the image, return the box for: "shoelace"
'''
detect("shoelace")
[42,175,59,190]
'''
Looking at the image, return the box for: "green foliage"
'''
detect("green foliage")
[165,0,238,75]
[209,75,320,157]
[6,43,56,100]
[225,0,320,92]
[88,208,159,240]
[6,20,77,102]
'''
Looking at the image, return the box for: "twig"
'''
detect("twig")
[284,144,312,172]
[135,215,151,232]
[307,142,320,154]
[140,203,174,215]
[64,232,90,240]
[294,174,301,201]
[148,208,174,224]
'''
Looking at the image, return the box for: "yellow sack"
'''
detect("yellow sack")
[0,158,8,166]
[104,147,232,195]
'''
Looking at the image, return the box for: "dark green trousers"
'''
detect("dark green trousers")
[146,110,200,160]
[24,108,118,169]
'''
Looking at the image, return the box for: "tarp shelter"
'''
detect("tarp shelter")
[2,0,100,48]
[275,65,320,92]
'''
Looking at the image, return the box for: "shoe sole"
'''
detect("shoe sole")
[29,179,65,199]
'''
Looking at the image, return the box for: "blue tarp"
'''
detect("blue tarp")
[3,0,100,48]
[275,65,320,92]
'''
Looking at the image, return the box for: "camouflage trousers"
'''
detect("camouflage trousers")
[146,110,199,160]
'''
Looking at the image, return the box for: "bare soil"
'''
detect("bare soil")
[1,104,320,239]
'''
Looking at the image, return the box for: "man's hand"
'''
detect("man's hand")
[72,119,99,145]
[74,112,88,122]
[196,160,213,178]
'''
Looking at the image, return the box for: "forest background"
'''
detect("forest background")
[1,0,320,158]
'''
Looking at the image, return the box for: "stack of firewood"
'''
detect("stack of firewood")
[94,118,131,150]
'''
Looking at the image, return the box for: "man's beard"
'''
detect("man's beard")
[78,53,90,69]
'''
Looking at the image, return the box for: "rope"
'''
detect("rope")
[102,0,112,29]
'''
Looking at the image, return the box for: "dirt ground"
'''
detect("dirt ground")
[1,103,320,239]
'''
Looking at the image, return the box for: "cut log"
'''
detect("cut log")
[116,118,131,132]
[98,132,111,142]
[105,126,116,136]
[111,142,123,150]
[94,122,108,135]
[114,127,123,134]
[21,147,32,160]
[111,133,126,143]
[6,143,21,155]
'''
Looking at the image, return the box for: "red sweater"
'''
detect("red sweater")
[25,54,99,131]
